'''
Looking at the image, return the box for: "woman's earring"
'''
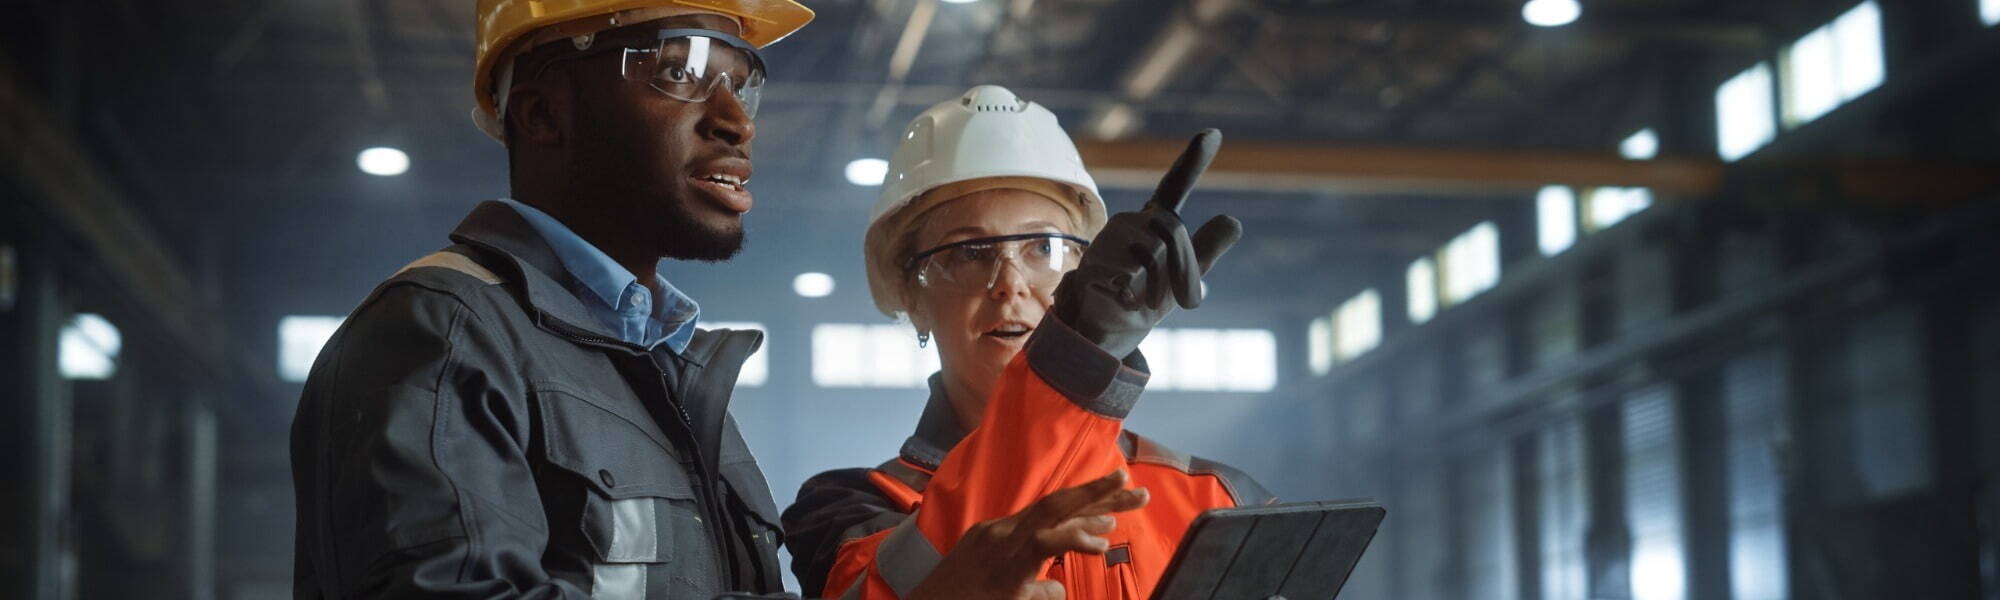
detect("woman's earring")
[917,331,930,348]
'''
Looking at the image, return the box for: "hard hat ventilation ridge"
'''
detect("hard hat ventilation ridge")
[960,85,1028,113]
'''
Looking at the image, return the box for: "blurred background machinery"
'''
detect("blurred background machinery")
[4,0,1999,598]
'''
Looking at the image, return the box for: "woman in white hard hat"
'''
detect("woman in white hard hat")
[781,85,1270,600]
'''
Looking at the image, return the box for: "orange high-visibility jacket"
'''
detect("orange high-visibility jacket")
[781,316,1275,599]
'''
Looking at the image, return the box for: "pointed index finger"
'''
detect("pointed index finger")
[1146,129,1222,215]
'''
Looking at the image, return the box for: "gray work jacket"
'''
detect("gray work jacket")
[291,201,786,599]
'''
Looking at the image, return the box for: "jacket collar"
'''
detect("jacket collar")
[446,200,638,350]
[898,372,971,471]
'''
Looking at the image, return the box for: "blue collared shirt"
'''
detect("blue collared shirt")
[501,199,701,353]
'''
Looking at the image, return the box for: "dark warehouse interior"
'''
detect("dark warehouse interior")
[4,0,2000,598]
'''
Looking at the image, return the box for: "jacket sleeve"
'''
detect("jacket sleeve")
[291,282,587,599]
[780,469,911,598]
[825,314,1148,598]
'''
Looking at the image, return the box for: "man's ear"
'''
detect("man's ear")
[506,82,564,147]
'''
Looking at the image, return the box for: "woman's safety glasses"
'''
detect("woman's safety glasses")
[532,28,767,118]
[907,233,1091,295]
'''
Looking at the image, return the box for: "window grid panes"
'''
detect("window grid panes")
[1407,257,1438,325]
[1441,222,1500,307]
[1334,289,1382,363]
[1781,2,1885,128]
[1537,185,1578,256]
[1717,63,1777,162]
[1585,187,1654,232]
[1307,317,1334,376]
[811,323,939,388]
[1463,451,1520,599]
[60,313,121,380]
[1626,386,1688,600]
[1139,328,1278,392]
[1725,350,1790,600]
[1539,416,1588,600]
[1620,128,1661,160]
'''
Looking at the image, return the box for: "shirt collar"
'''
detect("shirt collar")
[499,199,701,352]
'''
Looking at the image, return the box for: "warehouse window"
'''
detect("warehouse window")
[704,321,769,387]
[1620,128,1660,160]
[1986,0,2000,26]
[59,313,121,380]
[1537,185,1578,256]
[1716,63,1777,161]
[1139,328,1277,392]
[1440,222,1500,306]
[1626,386,1688,600]
[1333,289,1382,363]
[1307,317,1334,376]
[1539,417,1589,600]
[1725,350,1790,600]
[1781,2,1885,128]
[1585,186,1653,232]
[278,315,344,383]
[1464,450,1520,599]
[1407,257,1438,324]
[811,323,939,388]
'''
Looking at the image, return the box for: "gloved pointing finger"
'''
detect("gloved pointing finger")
[1145,128,1222,215]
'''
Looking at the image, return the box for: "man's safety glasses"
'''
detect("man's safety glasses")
[907,233,1091,295]
[530,28,767,118]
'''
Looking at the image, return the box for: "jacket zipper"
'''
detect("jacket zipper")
[549,322,734,592]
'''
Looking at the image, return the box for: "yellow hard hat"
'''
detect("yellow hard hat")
[472,0,813,137]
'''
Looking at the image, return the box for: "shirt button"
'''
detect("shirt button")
[598,469,616,488]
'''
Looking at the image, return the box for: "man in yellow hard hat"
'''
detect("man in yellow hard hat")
[291,1,1154,598]
[289,2,812,598]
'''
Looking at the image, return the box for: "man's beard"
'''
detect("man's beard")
[650,194,745,262]
[567,95,746,263]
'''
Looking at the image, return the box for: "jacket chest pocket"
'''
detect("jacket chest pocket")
[537,388,718,598]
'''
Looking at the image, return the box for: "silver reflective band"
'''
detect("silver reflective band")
[591,497,663,599]
[874,514,944,597]
[593,564,648,600]
[606,497,661,562]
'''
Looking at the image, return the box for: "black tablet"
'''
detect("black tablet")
[1149,500,1386,600]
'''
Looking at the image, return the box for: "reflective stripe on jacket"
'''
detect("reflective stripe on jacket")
[781,314,1275,599]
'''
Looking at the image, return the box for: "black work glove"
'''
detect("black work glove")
[1051,129,1244,359]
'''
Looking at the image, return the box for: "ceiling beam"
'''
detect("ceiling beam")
[1076,137,2000,203]
[1259,5,1771,48]
[1076,137,1725,194]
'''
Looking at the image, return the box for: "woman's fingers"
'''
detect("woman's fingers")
[1021,470,1130,528]
[1069,486,1150,520]
[1033,517,1112,555]
[1021,579,1067,600]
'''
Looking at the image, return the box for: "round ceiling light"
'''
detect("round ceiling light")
[357,147,410,176]
[1522,0,1582,27]
[845,158,889,186]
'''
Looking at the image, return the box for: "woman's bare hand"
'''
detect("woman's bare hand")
[906,469,1151,600]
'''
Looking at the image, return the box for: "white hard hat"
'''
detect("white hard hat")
[863,85,1108,317]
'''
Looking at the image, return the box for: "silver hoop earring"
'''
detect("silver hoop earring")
[917,331,930,348]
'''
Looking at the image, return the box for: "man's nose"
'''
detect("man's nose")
[699,81,756,146]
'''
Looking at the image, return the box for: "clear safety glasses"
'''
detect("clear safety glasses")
[532,28,767,118]
[907,233,1091,295]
